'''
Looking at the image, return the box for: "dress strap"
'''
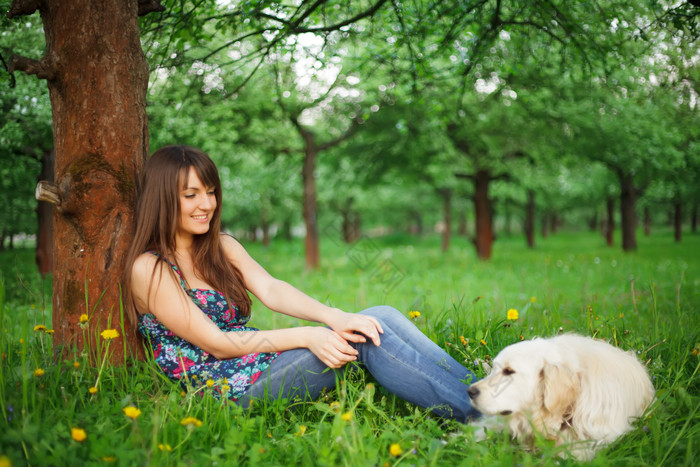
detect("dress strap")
[146,251,189,291]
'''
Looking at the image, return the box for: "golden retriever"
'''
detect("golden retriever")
[467,334,654,460]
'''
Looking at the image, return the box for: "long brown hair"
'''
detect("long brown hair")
[123,145,251,327]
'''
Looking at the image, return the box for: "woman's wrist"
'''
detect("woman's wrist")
[323,307,347,329]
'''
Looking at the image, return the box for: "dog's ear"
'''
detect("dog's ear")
[540,362,580,417]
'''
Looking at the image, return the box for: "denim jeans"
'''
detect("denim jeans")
[237,306,480,422]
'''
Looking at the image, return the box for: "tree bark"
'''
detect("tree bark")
[524,189,535,248]
[618,171,638,251]
[301,143,320,268]
[35,149,55,276]
[473,169,493,259]
[692,203,698,233]
[674,201,682,243]
[605,197,615,247]
[10,0,151,362]
[439,188,452,252]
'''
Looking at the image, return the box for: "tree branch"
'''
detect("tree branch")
[7,0,42,19]
[8,54,55,80]
[0,51,17,88]
[253,0,389,34]
[138,0,165,16]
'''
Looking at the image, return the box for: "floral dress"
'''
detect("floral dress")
[137,255,279,401]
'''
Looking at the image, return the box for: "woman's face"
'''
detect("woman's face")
[176,168,217,240]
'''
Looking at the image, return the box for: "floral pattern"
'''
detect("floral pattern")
[137,255,279,401]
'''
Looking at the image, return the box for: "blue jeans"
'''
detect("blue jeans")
[237,306,480,421]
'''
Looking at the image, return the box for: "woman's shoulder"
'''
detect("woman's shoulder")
[132,252,166,280]
[220,233,246,256]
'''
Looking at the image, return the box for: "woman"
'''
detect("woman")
[123,145,479,421]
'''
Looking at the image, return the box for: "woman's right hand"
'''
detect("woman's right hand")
[306,327,359,369]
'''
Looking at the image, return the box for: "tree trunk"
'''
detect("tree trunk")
[409,210,423,235]
[36,149,55,276]
[260,198,270,247]
[674,201,682,243]
[503,200,511,235]
[0,229,5,251]
[605,197,615,247]
[473,169,493,259]
[692,203,698,233]
[439,188,452,252]
[550,212,558,234]
[281,218,293,241]
[9,0,152,362]
[458,209,468,236]
[588,210,598,231]
[301,145,320,268]
[261,220,270,247]
[618,171,638,251]
[524,189,535,248]
[644,206,651,236]
[541,212,549,238]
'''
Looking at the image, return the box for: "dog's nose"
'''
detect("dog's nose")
[467,385,480,399]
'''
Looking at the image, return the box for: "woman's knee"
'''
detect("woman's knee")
[359,305,404,323]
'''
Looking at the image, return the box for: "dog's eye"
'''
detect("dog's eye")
[502,368,515,375]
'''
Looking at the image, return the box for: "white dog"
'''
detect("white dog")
[467,334,655,460]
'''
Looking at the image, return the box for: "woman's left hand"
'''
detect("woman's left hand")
[327,310,384,346]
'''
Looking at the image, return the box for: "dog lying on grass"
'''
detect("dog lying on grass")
[467,334,654,460]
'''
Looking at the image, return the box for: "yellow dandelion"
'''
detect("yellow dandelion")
[0,455,12,467]
[123,406,142,419]
[408,311,421,319]
[619,313,624,318]
[507,308,519,321]
[79,314,89,323]
[480,339,487,346]
[100,329,119,340]
[46,329,54,334]
[460,336,467,346]
[180,390,187,398]
[19,338,24,344]
[180,417,202,427]
[73,361,81,369]
[529,297,536,303]
[389,443,403,457]
[34,324,48,332]
[221,384,230,393]
[34,368,45,377]
[330,401,341,413]
[258,447,265,454]
[206,379,214,388]
[158,443,173,451]
[692,348,698,356]
[101,456,116,462]
[341,411,353,422]
[295,425,307,436]
[89,386,98,394]
[71,427,87,442]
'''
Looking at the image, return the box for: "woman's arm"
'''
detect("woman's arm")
[131,253,358,367]
[221,235,383,346]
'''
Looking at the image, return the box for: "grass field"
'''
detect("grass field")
[0,229,698,465]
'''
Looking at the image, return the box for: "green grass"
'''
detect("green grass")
[0,229,698,466]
